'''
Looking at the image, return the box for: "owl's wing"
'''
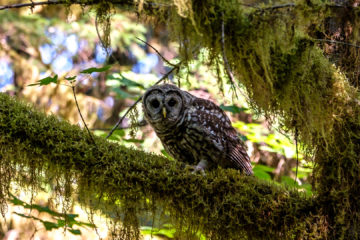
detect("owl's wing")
[189,98,253,175]
[225,128,253,175]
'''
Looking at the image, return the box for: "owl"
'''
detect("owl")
[142,84,253,175]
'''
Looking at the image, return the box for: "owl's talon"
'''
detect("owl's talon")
[191,167,206,176]
[190,160,208,176]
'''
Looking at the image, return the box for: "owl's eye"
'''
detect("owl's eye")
[150,99,160,108]
[168,98,177,107]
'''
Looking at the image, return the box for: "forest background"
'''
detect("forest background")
[0,0,358,239]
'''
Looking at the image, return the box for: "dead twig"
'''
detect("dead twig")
[294,127,299,184]
[72,85,96,145]
[221,13,238,98]
[135,37,177,67]
[95,14,111,57]
[314,38,360,49]
[0,0,136,11]
[0,0,67,10]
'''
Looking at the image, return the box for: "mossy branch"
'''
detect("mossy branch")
[0,93,323,239]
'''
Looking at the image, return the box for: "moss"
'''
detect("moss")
[2,0,360,238]
[135,1,360,237]
[0,93,325,239]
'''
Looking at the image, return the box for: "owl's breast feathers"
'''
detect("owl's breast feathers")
[185,98,253,175]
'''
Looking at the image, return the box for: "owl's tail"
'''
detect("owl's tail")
[228,146,253,175]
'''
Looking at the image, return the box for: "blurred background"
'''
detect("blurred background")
[0,1,313,239]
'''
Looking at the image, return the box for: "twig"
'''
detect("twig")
[135,37,177,67]
[221,13,238,98]
[0,0,67,10]
[106,63,181,139]
[0,0,136,11]
[262,3,296,10]
[314,38,360,49]
[91,121,147,131]
[95,14,111,56]
[294,127,299,185]
[72,85,96,145]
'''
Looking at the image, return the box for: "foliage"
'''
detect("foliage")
[28,75,58,87]
[9,193,95,236]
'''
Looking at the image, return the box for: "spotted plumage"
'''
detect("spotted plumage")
[142,84,253,175]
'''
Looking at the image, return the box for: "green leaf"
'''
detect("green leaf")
[80,65,112,74]
[57,219,66,227]
[301,183,313,195]
[69,229,82,235]
[281,176,298,188]
[75,221,96,228]
[42,221,59,230]
[112,88,136,99]
[23,203,61,217]
[140,226,176,238]
[9,194,25,206]
[161,149,174,160]
[107,73,145,89]
[253,164,275,173]
[220,104,247,113]
[253,170,272,181]
[65,76,76,81]
[28,75,58,86]
[122,138,144,143]
[14,212,33,219]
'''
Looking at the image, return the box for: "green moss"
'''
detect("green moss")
[0,93,324,239]
[136,1,360,237]
[2,0,360,238]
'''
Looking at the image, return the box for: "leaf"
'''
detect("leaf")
[68,229,82,235]
[14,212,33,219]
[28,75,58,86]
[9,194,24,206]
[301,183,313,195]
[253,164,275,173]
[161,149,174,160]
[140,226,176,238]
[75,221,96,228]
[65,76,76,82]
[42,221,59,230]
[57,219,66,227]
[220,104,247,114]
[122,138,144,143]
[80,65,112,74]
[112,88,136,99]
[107,73,145,89]
[281,176,299,188]
[23,203,61,217]
[253,169,272,181]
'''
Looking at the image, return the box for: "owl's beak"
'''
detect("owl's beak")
[162,107,167,118]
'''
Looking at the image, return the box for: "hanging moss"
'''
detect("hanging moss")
[2,0,360,238]
[0,93,327,239]
[133,1,360,238]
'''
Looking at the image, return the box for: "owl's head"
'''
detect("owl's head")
[143,84,187,130]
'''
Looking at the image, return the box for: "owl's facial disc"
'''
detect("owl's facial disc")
[164,91,183,121]
[144,90,165,122]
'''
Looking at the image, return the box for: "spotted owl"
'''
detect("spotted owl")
[142,84,253,175]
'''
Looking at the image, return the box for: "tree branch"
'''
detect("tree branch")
[0,93,323,238]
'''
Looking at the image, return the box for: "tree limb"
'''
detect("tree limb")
[0,93,323,239]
